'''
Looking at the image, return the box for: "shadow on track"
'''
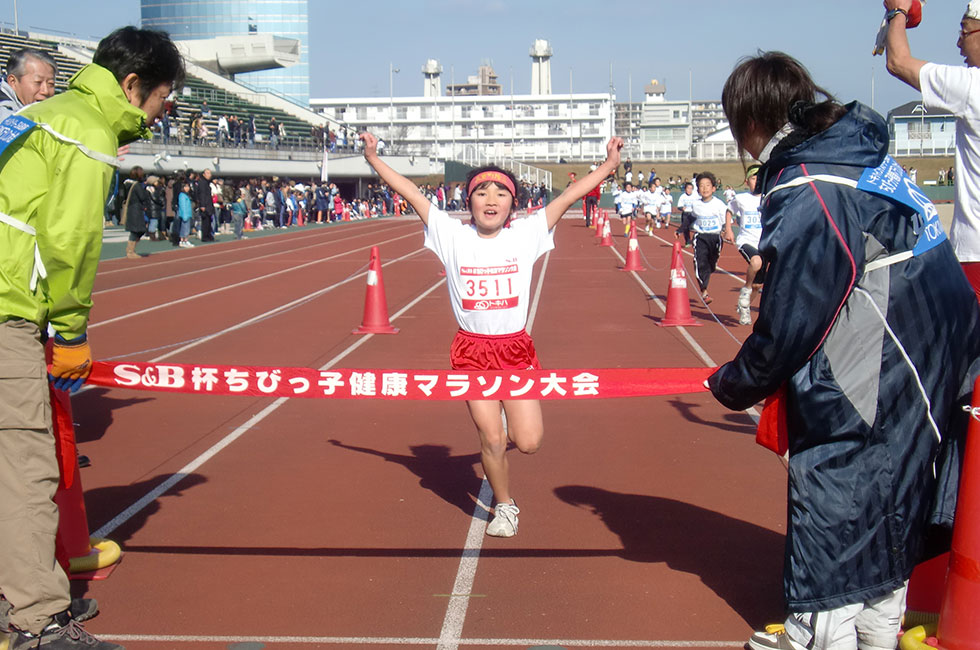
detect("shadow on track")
[326,439,484,516]
[667,397,757,435]
[554,484,784,627]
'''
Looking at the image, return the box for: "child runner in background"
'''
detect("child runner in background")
[723,165,764,326]
[723,185,736,204]
[691,171,727,304]
[675,181,698,246]
[640,182,658,235]
[617,181,640,236]
[657,182,673,230]
[361,131,623,537]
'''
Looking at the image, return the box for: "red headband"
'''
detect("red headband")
[468,171,516,197]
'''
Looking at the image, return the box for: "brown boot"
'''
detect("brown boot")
[126,240,140,259]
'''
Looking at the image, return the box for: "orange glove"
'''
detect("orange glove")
[49,333,92,393]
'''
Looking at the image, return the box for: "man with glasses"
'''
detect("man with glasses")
[885,0,980,301]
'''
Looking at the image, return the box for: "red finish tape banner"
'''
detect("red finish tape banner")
[86,361,715,401]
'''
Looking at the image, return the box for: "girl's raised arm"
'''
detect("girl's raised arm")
[361,132,432,224]
[544,137,623,229]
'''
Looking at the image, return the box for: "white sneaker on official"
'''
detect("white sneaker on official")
[486,501,520,537]
[747,627,806,650]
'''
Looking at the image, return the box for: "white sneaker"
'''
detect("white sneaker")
[738,287,753,325]
[486,501,520,537]
[738,286,752,309]
[738,305,752,325]
[747,627,806,650]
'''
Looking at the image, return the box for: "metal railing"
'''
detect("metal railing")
[453,149,552,188]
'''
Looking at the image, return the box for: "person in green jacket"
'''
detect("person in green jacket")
[0,27,184,650]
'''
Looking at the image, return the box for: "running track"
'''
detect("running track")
[67,215,788,649]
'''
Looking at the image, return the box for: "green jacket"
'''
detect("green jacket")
[0,64,149,339]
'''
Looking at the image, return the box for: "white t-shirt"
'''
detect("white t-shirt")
[692,196,727,234]
[423,206,555,335]
[641,189,659,212]
[728,192,763,248]
[676,191,698,213]
[618,189,640,215]
[659,190,673,215]
[920,63,980,261]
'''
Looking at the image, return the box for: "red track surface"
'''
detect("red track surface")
[68,216,788,650]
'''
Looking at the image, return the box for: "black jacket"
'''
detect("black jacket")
[709,102,980,611]
[123,179,151,234]
[196,177,214,215]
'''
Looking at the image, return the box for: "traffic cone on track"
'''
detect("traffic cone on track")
[595,210,605,240]
[600,215,614,247]
[937,376,980,650]
[353,245,399,334]
[621,219,646,271]
[658,240,701,327]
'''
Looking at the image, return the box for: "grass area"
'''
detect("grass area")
[411,155,955,192]
[537,155,956,190]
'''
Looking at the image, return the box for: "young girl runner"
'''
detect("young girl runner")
[361,131,623,537]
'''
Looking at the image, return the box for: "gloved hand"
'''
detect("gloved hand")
[49,333,92,393]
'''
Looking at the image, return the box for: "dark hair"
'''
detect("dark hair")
[93,26,185,103]
[695,171,717,189]
[463,165,522,223]
[6,48,57,78]
[129,165,144,180]
[722,51,846,160]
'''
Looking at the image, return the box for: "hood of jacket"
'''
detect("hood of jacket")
[760,102,889,189]
[0,79,23,111]
[67,64,151,144]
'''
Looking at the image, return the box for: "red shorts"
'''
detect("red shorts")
[962,262,980,307]
[450,329,541,371]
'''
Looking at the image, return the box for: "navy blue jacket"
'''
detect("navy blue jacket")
[708,103,980,612]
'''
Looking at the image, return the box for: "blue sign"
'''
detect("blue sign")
[857,155,946,257]
[0,114,36,158]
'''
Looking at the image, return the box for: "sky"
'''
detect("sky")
[2,0,971,114]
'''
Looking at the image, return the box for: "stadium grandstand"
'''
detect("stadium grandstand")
[0,26,441,187]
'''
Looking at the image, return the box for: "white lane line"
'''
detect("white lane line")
[89,231,420,329]
[608,244,760,423]
[98,634,745,647]
[435,250,552,650]
[436,481,494,650]
[648,232,743,282]
[96,224,416,295]
[92,276,447,539]
[96,221,389,276]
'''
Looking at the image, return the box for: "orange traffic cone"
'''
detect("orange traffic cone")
[658,240,701,327]
[937,377,980,650]
[353,245,399,334]
[621,219,646,271]
[600,216,614,247]
[49,387,123,580]
[595,210,604,240]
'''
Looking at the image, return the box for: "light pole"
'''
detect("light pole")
[911,104,927,156]
[389,62,400,150]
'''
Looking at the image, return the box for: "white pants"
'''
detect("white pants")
[784,583,908,650]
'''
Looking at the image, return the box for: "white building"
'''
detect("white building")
[311,81,614,163]
[888,100,956,157]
